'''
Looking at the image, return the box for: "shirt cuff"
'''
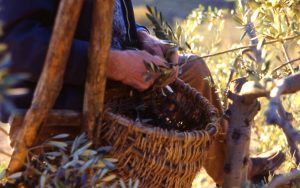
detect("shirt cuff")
[136,24,150,34]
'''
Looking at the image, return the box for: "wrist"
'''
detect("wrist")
[107,50,127,81]
[137,30,152,42]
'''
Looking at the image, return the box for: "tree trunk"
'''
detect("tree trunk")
[223,78,260,187]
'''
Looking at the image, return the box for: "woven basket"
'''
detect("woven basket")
[98,79,219,188]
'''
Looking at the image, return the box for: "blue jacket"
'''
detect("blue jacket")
[0,0,142,122]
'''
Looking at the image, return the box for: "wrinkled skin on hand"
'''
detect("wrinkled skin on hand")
[106,31,179,91]
[107,50,170,91]
[137,30,179,86]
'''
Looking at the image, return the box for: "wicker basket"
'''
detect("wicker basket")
[97,79,219,188]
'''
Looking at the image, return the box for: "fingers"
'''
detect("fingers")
[131,78,155,92]
[147,52,179,86]
[119,49,179,91]
[152,55,168,67]
[150,46,164,57]
[166,48,179,65]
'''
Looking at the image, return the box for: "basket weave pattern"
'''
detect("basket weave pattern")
[98,79,219,188]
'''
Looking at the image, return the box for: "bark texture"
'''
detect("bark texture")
[83,0,114,142]
[223,78,260,188]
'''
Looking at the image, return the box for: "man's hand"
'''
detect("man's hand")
[137,31,179,65]
[108,50,175,91]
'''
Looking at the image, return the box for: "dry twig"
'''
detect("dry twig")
[199,35,300,59]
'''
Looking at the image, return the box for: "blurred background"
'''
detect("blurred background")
[133,0,235,25]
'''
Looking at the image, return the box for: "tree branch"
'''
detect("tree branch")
[199,35,300,59]
[235,72,300,103]
[268,169,300,188]
[281,42,294,74]
[223,72,300,187]
[245,21,264,63]
[271,57,300,74]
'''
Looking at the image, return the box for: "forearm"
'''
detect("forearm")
[107,50,126,81]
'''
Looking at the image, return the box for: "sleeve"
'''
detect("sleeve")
[0,0,89,86]
[136,24,150,34]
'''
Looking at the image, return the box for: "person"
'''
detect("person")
[0,0,284,185]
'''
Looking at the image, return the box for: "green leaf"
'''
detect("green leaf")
[257,38,265,50]
[94,160,106,168]
[72,142,92,157]
[99,168,109,179]
[176,26,182,39]
[63,160,77,168]
[5,88,28,96]
[46,151,62,157]
[8,172,23,179]
[128,179,133,188]
[102,159,116,170]
[145,5,152,14]
[102,174,117,182]
[39,171,47,188]
[165,85,174,93]
[240,30,248,41]
[97,146,112,153]
[79,158,95,173]
[103,158,118,163]
[81,149,97,157]
[52,134,69,139]
[0,170,6,179]
[120,179,127,188]
[133,179,140,188]
[233,15,244,25]
[185,42,192,50]
[54,178,65,188]
[47,141,68,150]
[71,134,87,154]
[251,9,260,22]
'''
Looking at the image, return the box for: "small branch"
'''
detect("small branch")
[224,57,241,109]
[266,103,300,141]
[0,149,11,157]
[265,73,300,126]
[199,35,300,59]
[224,49,252,109]
[281,42,295,74]
[287,136,300,165]
[271,57,300,74]
[225,49,252,90]
[0,125,9,136]
[245,21,264,63]
[268,169,300,188]
[264,77,300,164]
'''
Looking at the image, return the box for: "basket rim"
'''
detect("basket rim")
[104,111,217,141]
